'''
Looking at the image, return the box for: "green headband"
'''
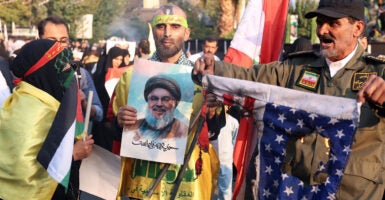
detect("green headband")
[152,15,188,28]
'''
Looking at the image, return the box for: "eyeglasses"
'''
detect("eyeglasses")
[45,37,70,48]
[148,95,174,104]
[57,39,70,47]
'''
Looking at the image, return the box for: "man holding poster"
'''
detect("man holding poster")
[119,59,193,165]
[110,3,219,200]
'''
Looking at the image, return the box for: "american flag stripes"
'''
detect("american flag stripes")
[202,75,360,200]
[259,103,356,199]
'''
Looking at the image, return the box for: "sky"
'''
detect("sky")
[290,0,296,8]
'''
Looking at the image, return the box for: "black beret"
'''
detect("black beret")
[305,0,364,21]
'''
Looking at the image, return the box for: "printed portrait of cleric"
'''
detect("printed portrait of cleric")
[129,75,188,141]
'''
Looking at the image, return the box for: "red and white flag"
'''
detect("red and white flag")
[104,67,129,98]
[224,0,289,67]
[221,0,289,198]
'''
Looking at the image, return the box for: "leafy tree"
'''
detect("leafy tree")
[31,3,48,25]
[0,0,130,43]
[173,0,220,39]
[91,0,131,42]
[45,0,102,41]
[287,0,318,42]
[0,1,32,27]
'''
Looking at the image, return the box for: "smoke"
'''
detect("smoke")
[107,16,148,42]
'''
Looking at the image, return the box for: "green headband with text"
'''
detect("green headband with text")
[152,15,188,28]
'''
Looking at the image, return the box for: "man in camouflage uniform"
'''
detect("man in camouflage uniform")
[193,0,385,199]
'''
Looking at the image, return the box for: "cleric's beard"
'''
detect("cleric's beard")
[145,106,175,130]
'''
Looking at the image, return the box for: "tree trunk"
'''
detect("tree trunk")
[234,0,246,29]
[219,0,236,38]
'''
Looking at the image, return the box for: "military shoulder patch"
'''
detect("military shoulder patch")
[351,72,377,91]
[365,54,385,64]
[296,69,320,92]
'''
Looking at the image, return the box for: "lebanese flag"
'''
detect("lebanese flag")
[223,0,290,199]
[224,0,289,67]
[104,67,129,98]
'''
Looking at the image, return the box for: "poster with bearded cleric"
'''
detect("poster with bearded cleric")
[120,58,194,164]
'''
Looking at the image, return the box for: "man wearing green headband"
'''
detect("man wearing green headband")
[111,3,220,200]
[151,4,191,63]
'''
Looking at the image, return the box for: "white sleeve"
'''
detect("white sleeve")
[0,71,11,107]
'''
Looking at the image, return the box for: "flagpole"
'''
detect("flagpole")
[145,109,202,198]
[4,24,8,52]
[145,164,170,198]
[170,111,206,200]
[83,91,93,140]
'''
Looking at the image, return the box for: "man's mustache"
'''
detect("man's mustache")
[160,38,174,44]
[152,105,167,112]
[318,35,334,43]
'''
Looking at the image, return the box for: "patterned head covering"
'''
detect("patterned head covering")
[11,39,74,101]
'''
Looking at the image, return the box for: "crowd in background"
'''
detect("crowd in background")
[1,35,152,142]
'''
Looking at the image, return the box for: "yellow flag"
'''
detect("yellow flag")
[0,82,59,199]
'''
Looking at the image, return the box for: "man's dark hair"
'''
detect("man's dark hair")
[37,16,69,38]
[138,39,151,55]
[205,35,218,44]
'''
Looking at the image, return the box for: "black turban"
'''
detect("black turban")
[144,75,181,102]
[10,39,73,101]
